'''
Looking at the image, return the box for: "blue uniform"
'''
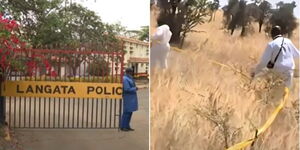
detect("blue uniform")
[121,74,138,129]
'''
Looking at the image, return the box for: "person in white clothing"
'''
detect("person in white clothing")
[252,26,299,87]
[151,24,172,69]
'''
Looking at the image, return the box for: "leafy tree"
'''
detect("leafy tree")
[0,14,24,80]
[62,4,108,43]
[265,1,297,37]
[138,26,149,41]
[0,14,54,80]
[125,26,149,41]
[276,1,284,8]
[223,0,251,36]
[223,0,297,37]
[108,22,126,35]
[157,0,211,47]
[258,1,271,32]
[43,3,121,76]
[223,0,272,36]
[1,1,125,77]
[0,0,64,46]
[0,1,122,47]
[208,0,220,22]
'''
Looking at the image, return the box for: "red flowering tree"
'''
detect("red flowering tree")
[0,14,21,80]
[0,14,57,124]
[0,14,55,81]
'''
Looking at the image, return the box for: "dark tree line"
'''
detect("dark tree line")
[265,1,297,37]
[223,0,297,37]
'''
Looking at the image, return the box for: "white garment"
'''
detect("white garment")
[255,36,299,87]
[151,25,172,69]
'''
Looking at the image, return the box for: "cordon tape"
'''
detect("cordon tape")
[151,42,291,150]
[209,60,290,150]
[226,87,289,150]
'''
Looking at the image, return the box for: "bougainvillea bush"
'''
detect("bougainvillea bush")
[0,14,55,81]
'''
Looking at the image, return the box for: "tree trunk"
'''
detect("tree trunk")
[241,26,246,37]
[180,33,186,48]
[209,12,213,22]
[258,19,263,32]
[231,28,235,35]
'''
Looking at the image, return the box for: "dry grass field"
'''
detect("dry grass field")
[151,10,299,150]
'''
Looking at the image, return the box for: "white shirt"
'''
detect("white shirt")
[151,25,172,69]
[255,36,300,74]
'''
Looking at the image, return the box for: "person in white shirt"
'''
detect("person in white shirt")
[252,26,299,88]
[151,24,172,69]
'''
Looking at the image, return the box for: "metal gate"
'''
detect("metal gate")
[3,44,125,129]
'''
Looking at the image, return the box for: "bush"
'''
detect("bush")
[87,59,110,76]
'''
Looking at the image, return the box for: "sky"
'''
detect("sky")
[219,0,300,18]
[73,0,298,30]
[74,0,149,30]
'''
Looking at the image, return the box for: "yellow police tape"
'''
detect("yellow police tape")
[170,46,185,53]
[152,44,290,149]
[226,87,289,150]
[209,60,291,149]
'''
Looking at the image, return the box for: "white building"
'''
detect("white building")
[119,36,149,77]
[41,37,149,79]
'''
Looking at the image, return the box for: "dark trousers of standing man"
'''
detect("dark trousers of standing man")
[121,112,132,129]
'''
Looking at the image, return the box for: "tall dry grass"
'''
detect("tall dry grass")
[151,11,299,150]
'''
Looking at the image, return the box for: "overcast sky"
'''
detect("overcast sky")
[74,0,149,30]
[219,0,300,18]
[73,0,298,30]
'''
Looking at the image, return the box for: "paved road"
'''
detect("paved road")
[14,88,149,150]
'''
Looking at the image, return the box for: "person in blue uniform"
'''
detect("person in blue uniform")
[120,68,138,131]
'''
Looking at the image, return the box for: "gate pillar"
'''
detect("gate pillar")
[0,78,5,125]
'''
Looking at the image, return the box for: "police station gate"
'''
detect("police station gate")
[1,45,125,129]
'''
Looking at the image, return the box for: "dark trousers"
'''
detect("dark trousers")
[121,112,133,128]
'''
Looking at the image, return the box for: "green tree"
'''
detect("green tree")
[0,1,122,47]
[178,0,211,47]
[208,0,219,22]
[258,1,271,32]
[1,1,125,77]
[108,22,126,35]
[57,4,115,76]
[223,0,271,36]
[138,26,149,41]
[62,4,113,43]
[266,1,297,37]
[157,0,211,48]
[125,26,149,41]
[0,0,64,46]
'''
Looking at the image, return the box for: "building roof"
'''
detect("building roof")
[128,57,149,63]
[118,36,148,46]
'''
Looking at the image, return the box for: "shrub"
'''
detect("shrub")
[87,59,110,77]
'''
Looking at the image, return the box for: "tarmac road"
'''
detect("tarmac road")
[14,88,149,150]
